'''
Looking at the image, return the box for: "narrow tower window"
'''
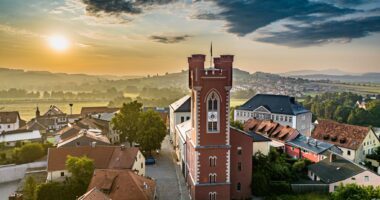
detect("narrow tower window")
[207,92,219,132]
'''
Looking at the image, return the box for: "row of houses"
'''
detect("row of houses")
[169,91,380,195]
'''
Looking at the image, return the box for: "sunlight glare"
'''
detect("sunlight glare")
[48,35,69,52]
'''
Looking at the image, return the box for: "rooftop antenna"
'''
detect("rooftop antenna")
[210,42,213,68]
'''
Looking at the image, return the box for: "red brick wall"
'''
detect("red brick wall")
[230,128,253,200]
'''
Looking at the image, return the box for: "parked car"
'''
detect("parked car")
[145,156,156,165]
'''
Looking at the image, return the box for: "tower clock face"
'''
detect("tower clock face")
[208,112,218,122]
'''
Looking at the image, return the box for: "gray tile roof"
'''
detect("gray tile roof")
[238,94,309,115]
[170,95,191,113]
[287,135,342,155]
[249,131,271,142]
[308,154,365,183]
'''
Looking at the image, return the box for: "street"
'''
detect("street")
[146,136,190,200]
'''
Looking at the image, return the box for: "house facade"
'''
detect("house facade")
[184,54,252,200]
[0,111,22,132]
[234,94,312,135]
[169,95,191,145]
[47,146,144,181]
[312,120,379,163]
[0,129,42,146]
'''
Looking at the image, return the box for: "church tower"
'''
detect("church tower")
[186,54,233,200]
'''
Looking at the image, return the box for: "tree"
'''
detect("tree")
[17,143,44,164]
[23,176,37,200]
[112,101,143,145]
[136,110,167,155]
[331,184,380,200]
[230,120,244,130]
[66,156,95,198]
[35,182,68,200]
[66,155,94,184]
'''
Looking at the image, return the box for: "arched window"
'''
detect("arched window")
[207,92,219,133]
[209,156,217,167]
[209,192,217,200]
[209,173,217,183]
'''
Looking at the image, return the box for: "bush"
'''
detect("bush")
[18,143,44,164]
[331,184,380,200]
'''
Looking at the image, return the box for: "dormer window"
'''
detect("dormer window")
[207,92,219,133]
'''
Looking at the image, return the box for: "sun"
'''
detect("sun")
[47,35,70,52]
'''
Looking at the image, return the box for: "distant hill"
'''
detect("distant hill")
[0,68,140,90]
[281,69,355,76]
[288,73,380,83]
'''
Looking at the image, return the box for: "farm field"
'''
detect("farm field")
[0,100,108,120]
[318,82,380,94]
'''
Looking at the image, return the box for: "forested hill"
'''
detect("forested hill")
[0,67,261,91]
[0,67,139,90]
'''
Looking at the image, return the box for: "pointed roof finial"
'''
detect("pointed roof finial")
[210,42,213,68]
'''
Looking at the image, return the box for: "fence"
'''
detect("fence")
[291,183,329,193]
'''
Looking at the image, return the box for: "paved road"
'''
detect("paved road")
[146,136,190,200]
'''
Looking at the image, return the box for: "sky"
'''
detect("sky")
[0,0,379,76]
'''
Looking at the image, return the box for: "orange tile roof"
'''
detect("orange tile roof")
[47,146,139,171]
[243,118,299,143]
[312,119,369,150]
[87,169,156,200]
[78,187,111,200]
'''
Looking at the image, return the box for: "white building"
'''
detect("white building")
[175,120,191,175]
[234,94,312,136]
[312,120,380,164]
[0,129,42,146]
[0,111,22,132]
[169,95,191,145]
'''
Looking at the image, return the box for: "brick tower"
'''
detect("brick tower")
[186,54,234,200]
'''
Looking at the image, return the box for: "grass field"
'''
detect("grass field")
[0,100,108,120]
[318,82,380,94]
[231,98,247,107]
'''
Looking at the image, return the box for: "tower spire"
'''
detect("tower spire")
[210,42,213,67]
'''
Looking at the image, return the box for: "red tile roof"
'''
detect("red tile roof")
[47,146,139,171]
[243,119,299,143]
[86,169,156,200]
[78,187,111,200]
[312,119,369,150]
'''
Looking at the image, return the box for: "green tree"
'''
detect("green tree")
[66,155,94,186]
[136,110,167,155]
[331,184,380,200]
[112,101,142,145]
[230,120,244,130]
[35,182,68,200]
[18,143,44,164]
[23,176,37,200]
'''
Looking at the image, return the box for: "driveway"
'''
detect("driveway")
[146,135,190,200]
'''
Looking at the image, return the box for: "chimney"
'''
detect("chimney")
[313,139,317,147]
[91,141,96,148]
[329,153,336,163]
[120,144,125,151]
[306,136,310,144]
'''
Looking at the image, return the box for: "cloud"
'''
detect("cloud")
[192,0,380,46]
[256,16,380,47]
[149,34,191,44]
[81,0,178,16]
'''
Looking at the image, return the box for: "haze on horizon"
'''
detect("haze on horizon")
[0,0,379,76]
